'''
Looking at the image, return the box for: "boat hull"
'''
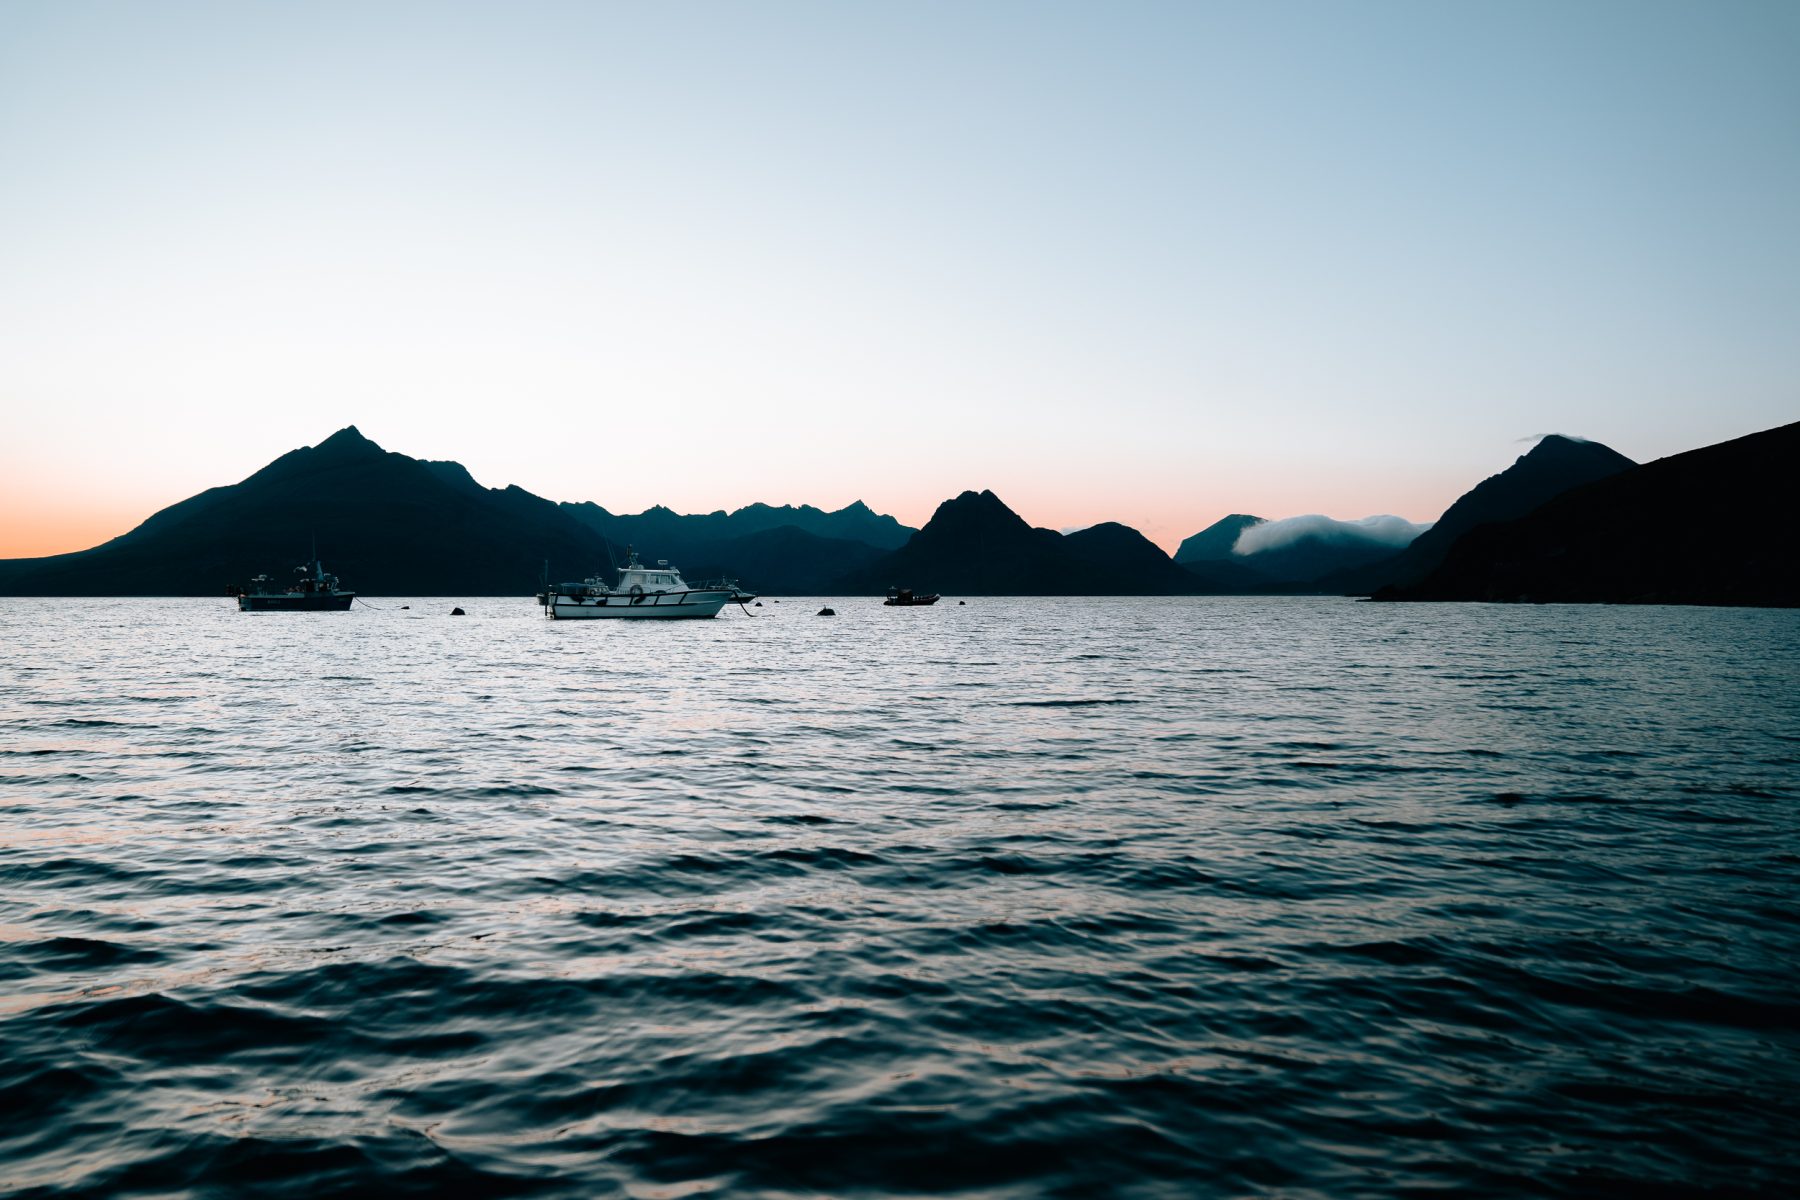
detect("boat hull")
[546,590,732,619]
[237,593,356,611]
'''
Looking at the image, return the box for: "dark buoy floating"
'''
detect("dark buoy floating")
[401,605,410,610]
[754,601,763,607]
[450,607,466,616]
[958,600,965,605]
[817,607,835,616]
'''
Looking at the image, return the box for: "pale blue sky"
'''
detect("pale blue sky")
[2,1,1796,554]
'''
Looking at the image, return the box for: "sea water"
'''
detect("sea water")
[2,596,1798,1197]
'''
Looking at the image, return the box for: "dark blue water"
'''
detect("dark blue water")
[3,596,1798,1198]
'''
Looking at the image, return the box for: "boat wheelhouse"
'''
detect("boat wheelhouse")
[541,548,735,620]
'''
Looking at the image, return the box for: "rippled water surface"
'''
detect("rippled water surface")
[3,596,1799,1198]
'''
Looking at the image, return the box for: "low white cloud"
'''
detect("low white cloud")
[1234,514,1430,556]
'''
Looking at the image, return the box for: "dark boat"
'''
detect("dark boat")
[884,587,940,607]
[230,554,355,611]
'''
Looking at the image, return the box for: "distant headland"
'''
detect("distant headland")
[0,421,1793,606]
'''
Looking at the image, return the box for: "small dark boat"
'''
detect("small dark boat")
[884,587,940,607]
[230,552,354,612]
[694,577,758,604]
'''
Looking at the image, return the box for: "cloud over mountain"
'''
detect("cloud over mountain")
[1234,514,1429,556]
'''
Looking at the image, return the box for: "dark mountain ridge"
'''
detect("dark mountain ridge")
[563,498,914,552]
[1175,514,1266,563]
[1325,434,1637,593]
[677,526,888,596]
[559,499,912,593]
[0,427,622,595]
[1375,421,1798,607]
[838,491,1237,595]
[0,428,918,597]
[8,422,1783,602]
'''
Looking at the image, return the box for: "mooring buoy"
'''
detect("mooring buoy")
[817,607,835,616]
[450,607,466,616]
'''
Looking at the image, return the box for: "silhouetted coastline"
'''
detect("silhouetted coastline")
[1371,420,1799,608]
[0,421,1794,606]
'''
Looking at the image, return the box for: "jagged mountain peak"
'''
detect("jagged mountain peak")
[1320,433,1639,593]
[312,425,386,456]
[839,490,1216,595]
[0,426,621,594]
[1520,433,1634,471]
[920,489,1033,536]
[1379,419,1799,605]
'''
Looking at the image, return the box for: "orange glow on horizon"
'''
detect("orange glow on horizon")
[0,468,1467,562]
[0,509,136,559]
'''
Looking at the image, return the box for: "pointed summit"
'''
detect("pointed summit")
[1520,433,1631,469]
[0,427,621,595]
[916,489,1036,544]
[838,491,1217,594]
[1378,420,1800,606]
[313,425,385,457]
[836,488,1060,593]
[1425,434,1635,549]
[1327,433,1637,593]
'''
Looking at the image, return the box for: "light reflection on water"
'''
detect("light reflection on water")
[1,596,1798,1196]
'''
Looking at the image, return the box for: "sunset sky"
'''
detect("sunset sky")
[3,1,1796,557]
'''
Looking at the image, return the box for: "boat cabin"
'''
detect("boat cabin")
[580,548,691,596]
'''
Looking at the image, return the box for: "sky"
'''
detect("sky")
[2,0,1796,557]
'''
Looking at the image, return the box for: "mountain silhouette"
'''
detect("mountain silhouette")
[1064,522,1238,591]
[1173,512,1427,587]
[560,500,911,593]
[1326,434,1637,593]
[0,427,620,595]
[564,498,913,551]
[1229,517,1426,584]
[1175,514,1266,563]
[1374,420,1798,606]
[677,526,888,595]
[837,491,1232,595]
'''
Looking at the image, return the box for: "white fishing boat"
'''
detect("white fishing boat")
[541,549,735,620]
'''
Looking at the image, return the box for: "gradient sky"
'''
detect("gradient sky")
[3,1,1796,557]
